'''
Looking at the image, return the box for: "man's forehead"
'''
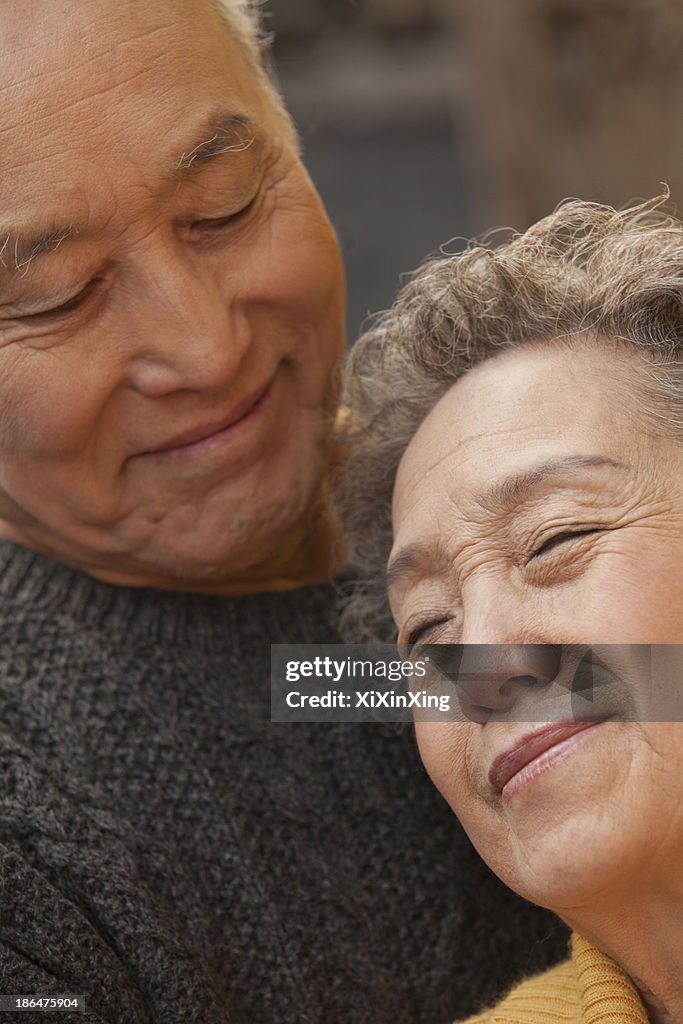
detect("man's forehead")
[0,0,243,132]
[0,0,219,48]
[0,106,263,283]
[0,0,270,191]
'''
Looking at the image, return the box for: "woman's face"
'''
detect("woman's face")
[0,0,345,588]
[390,341,683,911]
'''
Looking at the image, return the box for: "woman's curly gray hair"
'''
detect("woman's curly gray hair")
[336,196,683,643]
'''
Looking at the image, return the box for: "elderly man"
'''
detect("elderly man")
[0,2,565,1022]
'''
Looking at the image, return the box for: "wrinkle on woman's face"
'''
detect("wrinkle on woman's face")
[390,339,683,912]
[390,339,683,648]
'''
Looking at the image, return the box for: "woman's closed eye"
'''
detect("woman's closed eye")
[403,615,453,652]
[528,527,604,561]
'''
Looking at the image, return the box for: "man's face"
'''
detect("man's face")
[0,0,345,588]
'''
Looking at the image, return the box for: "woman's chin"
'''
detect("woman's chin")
[476,809,646,914]
[461,723,651,909]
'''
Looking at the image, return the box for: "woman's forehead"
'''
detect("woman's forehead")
[392,343,651,527]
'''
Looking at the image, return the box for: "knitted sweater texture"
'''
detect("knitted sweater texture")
[460,934,648,1024]
[0,539,568,1024]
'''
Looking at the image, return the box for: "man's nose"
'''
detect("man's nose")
[124,247,249,397]
[425,644,562,724]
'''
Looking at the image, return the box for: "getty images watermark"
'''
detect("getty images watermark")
[271,644,683,723]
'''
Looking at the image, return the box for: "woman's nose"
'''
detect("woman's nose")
[454,644,562,722]
[459,581,551,648]
[124,248,250,397]
[422,643,562,724]
[443,586,563,720]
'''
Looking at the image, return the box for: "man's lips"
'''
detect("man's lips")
[144,377,274,456]
[488,722,603,795]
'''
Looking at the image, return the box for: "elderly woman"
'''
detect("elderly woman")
[339,198,683,1023]
[0,1,569,1022]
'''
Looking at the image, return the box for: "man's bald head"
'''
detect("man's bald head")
[0,0,293,145]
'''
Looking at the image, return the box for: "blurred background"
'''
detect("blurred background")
[266,0,683,342]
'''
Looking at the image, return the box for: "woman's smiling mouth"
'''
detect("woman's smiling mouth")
[488,721,609,804]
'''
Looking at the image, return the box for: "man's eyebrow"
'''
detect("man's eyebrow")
[478,455,629,515]
[0,113,259,283]
[0,225,79,278]
[173,112,257,178]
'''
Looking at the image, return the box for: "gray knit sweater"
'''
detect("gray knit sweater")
[0,538,567,1024]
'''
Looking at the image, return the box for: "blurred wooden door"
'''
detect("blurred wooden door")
[440,0,683,230]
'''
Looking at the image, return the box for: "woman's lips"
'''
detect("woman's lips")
[488,721,605,802]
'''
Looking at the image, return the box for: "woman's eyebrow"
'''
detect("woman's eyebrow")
[387,543,427,592]
[387,541,451,595]
[478,454,629,516]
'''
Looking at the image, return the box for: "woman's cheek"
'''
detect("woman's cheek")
[415,722,477,815]
[572,543,683,643]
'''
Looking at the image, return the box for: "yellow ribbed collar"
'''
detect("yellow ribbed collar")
[572,934,649,1024]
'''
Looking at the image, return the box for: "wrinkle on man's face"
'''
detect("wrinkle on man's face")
[0,0,346,586]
